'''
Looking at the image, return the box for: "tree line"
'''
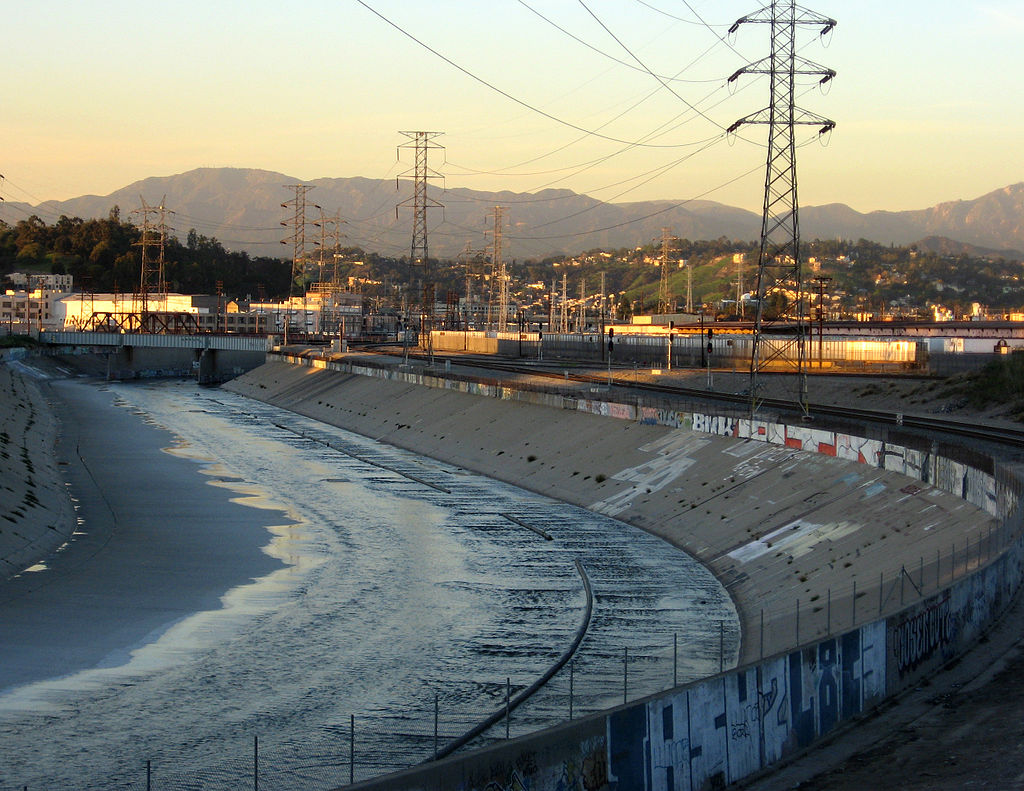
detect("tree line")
[0,210,291,299]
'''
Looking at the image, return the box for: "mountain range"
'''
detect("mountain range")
[2,167,1022,261]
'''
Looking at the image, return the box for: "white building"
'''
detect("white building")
[1,288,69,333]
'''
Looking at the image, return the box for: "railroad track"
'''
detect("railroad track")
[351,346,1024,451]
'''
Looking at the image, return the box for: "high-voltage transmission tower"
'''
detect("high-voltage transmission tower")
[397,131,444,336]
[658,227,675,314]
[728,0,836,416]
[281,185,316,344]
[459,242,487,329]
[485,206,509,331]
[314,208,346,287]
[131,197,172,317]
[281,184,316,298]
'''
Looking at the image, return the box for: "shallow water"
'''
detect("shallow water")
[0,379,737,789]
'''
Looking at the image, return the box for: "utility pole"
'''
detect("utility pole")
[397,131,444,345]
[578,278,586,332]
[728,0,836,417]
[735,254,746,318]
[549,279,555,332]
[812,275,832,368]
[659,228,674,315]
[684,260,693,313]
[600,271,607,361]
[560,273,568,333]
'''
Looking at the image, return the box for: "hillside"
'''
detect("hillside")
[1,168,1023,260]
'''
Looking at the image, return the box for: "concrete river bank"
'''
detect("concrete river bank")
[0,375,734,789]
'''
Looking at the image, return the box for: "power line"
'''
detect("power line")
[356,0,723,150]
[516,0,722,84]
[576,0,727,132]
[509,160,764,242]
[633,0,730,26]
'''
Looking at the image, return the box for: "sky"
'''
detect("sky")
[2,0,1022,218]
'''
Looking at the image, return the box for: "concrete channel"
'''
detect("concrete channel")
[214,352,1021,791]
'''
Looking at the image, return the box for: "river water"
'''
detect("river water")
[0,379,736,789]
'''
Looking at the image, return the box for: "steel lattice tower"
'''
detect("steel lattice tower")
[397,131,444,335]
[131,197,171,316]
[728,0,836,416]
[281,184,315,298]
[486,206,509,331]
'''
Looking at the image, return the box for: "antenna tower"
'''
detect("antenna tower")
[728,0,836,416]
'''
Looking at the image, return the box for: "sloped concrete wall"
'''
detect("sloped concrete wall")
[226,356,1022,791]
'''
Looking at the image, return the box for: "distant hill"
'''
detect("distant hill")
[2,168,1022,260]
[910,236,1023,259]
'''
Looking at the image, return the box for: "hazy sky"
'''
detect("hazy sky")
[2,1,1022,216]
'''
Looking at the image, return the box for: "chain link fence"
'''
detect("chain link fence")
[1,627,741,791]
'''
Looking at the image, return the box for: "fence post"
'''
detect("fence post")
[673,633,678,687]
[623,647,628,704]
[254,735,258,791]
[350,714,355,786]
[146,760,151,791]
[569,661,575,721]
[506,678,511,739]
[434,693,439,760]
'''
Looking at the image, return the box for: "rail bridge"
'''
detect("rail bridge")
[39,331,270,383]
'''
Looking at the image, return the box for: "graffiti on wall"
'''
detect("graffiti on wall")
[691,413,738,437]
[638,406,690,429]
[470,740,607,791]
[589,432,710,517]
[607,623,887,791]
[890,593,954,675]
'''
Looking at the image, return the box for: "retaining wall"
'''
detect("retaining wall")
[237,354,1023,791]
